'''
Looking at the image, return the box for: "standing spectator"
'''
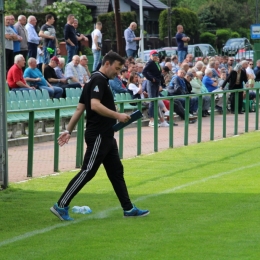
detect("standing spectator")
[14,15,28,61]
[221,63,247,114]
[143,50,169,127]
[39,14,59,73]
[176,24,190,64]
[24,57,63,99]
[7,54,35,91]
[5,16,16,73]
[73,19,88,55]
[124,22,141,58]
[25,16,41,59]
[91,21,103,71]
[50,51,149,221]
[64,14,77,63]
[9,15,22,57]
[253,60,260,82]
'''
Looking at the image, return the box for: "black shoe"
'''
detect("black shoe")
[238,111,244,114]
[202,111,207,117]
[231,111,235,114]
[205,110,210,115]
[173,123,178,126]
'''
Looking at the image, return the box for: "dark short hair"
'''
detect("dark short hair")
[120,68,127,74]
[163,66,170,72]
[45,14,54,22]
[101,51,125,66]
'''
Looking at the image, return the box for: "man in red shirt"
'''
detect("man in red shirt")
[7,54,35,91]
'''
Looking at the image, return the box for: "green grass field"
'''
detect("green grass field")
[1,132,260,259]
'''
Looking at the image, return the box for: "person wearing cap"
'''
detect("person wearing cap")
[44,56,78,97]
[24,57,63,99]
[124,22,141,58]
[221,63,247,114]
[143,50,169,127]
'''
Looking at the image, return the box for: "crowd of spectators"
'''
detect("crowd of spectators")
[5,15,258,127]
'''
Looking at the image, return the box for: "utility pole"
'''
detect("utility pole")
[167,0,172,47]
[114,0,124,56]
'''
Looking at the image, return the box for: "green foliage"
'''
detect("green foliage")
[44,0,93,39]
[97,11,138,44]
[231,32,240,38]
[28,0,44,13]
[81,46,93,56]
[216,28,231,45]
[4,0,29,13]
[200,32,216,46]
[159,7,199,40]
[237,28,251,39]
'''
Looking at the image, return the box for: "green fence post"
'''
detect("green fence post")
[245,90,249,133]
[137,101,142,155]
[153,99,158,152]
[118,102,124,159]
[222,92,227,138]
[54,109,60,172]
[234,91,238,135]
[210,94,215,140]
[76,114,84,168]
[169,97,174,148]
[184,96,190,146]
[256,89,259,130]
[197,95,202,143]
[27,111,34,177]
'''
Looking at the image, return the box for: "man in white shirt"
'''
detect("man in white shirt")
[64,55,85,87]
[91,22,102,71]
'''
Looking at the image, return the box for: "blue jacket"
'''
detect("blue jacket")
[167,76,187,95]
[109,76,128,97]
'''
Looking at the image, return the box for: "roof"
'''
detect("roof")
[78,0,97,7]
[145,0,168,9]
[92,0,111,17]
[125,0,168,10]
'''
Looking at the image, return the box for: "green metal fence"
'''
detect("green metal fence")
[6,88,260,185]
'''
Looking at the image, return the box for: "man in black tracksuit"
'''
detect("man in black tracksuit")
[50,51,149,220]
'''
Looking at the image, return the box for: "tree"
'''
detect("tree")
[159,7,199,40]
[44,0,93,39]
[4,0,28,13]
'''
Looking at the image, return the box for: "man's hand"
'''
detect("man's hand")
[60,79,67,84]
[117,113,131,123]
[58,132,71,146]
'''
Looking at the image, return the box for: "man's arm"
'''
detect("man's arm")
[39,30,55,40]
[58,103,85,146]
[91,98,130,123]
[93,33,101,50]
[64,25,75,46]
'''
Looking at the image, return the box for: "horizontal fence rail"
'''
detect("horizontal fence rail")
[6,88,260,179]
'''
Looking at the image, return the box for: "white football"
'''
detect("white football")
[44,31,51,36]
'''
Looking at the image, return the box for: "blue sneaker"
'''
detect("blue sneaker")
[50,203,74,221]
[124,204,150,217]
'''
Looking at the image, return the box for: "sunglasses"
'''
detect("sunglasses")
[152,54,159,56]
[249,63,253,65]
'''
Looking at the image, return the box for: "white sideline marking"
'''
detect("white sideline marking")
[1,162,259,248]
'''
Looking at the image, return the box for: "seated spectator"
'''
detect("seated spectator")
[202,68,218,92]
[159,55,166,67]
[202,56,209,66]
[208,61,219,79]
[181,62,189,73]
[246,61,255,86]
[54,57,82,89]
[79,55,91,80]
[136,63,144,78]
[194,61,204,72]
[127,72,144,99]
[7,54,36,91]
[171,55,179,74]
[24,57,63,99]
[65,55,86,87]
[191,71,211,116]
[164,62,174,79]
[126,61,136,79]
[168,69,198,115]
[44,56,79,97]
[120,68,128,88]
[162,66,171,87]
[109,71,128,97]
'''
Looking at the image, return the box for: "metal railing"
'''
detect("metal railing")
[5,88,260,184]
